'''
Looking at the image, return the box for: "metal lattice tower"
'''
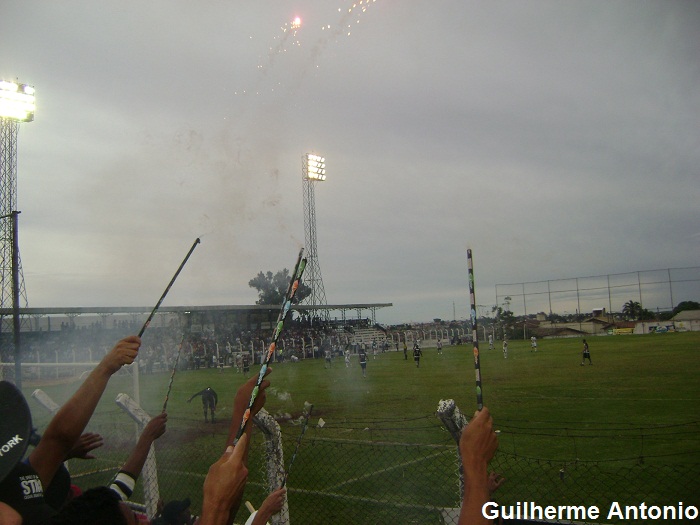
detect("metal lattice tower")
[0,119,29,320]
[301,153,328,320]
[0,80,34,384]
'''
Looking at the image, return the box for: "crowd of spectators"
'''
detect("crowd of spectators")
[0,316,468,383]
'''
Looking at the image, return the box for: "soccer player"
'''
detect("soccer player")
[502,339,508,359]
[413,341,423,368]
[488,334,494,350]
[358,348,368,377]
[437,339,443,355]
[530,336,537,352]
[188,387,219,423]
[324,349,332,369]
[581,339,592,365]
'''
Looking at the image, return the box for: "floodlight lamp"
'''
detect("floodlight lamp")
[0,80,35,122]
[304,152,327,181]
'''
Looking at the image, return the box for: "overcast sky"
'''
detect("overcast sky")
[1,1,699,325]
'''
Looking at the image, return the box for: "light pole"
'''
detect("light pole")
[301,153,328,322]
[0,79,35,388]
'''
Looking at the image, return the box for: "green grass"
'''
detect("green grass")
[21,331,700,523]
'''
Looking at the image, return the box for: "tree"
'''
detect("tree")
[622,300,642,320]
[622,300,655,321]
[248,269,311,305]
[672,300,700,316]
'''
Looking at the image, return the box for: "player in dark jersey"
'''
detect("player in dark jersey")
[413,341,423,368]
[580,339,592,365]
[188,387,218,423]
[358,349,368,377]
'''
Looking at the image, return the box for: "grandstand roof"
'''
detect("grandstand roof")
[0,303,393,316]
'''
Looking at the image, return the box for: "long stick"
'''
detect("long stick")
[161,334,187,413]
[233,249,307,444]
[138,238,201,338]
[282,404,313,487]
[467,248,484,411]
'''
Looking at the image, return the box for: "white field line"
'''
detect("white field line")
[288,487,443,512]
[323,449,448,492]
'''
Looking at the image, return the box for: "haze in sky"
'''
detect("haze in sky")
[1,1,698,325]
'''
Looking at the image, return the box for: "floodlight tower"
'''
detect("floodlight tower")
[301,153,328,321]
[0,79,34,386]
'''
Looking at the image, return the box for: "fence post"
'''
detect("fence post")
[252,408,289,525]
[115,393,160,519]
[436,399,468,497]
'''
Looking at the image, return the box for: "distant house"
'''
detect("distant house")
[633,310,700,333]
[672,310,700,332]
[537,317,614,338]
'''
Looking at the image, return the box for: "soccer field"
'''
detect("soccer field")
[23,331,700,523]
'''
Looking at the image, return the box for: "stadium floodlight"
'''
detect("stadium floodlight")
[301,152,328,321]
[0,80,35,122]
[304,153,326,181]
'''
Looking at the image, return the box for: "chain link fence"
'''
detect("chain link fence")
[49,397,698,525]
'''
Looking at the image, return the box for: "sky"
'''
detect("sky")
[1,1,699,325]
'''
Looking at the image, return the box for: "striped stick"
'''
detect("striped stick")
[467,249,484,410]
[233,249,307,443]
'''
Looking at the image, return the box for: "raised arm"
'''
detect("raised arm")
[222,369,272,524]
[458,407,499,525]
[188,390,204,403]
[198,434,250,525]
[29,336,141,488]
[110,412,167,501]
[251,487,287,525]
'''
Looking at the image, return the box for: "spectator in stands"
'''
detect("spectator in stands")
[56,372,270,525]
[0,380,32,524]
[47,486,128,525]
[151,498,194,525]
[458,407,499,525]
[0,336,141,524]
[32,406,167,524]
[25,430,104,511]
[188,387,218,423]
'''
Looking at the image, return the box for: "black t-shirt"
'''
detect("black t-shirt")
[0,460,57,524]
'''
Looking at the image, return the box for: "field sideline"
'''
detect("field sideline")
[25,332,699,456]
[20,331,700,521]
